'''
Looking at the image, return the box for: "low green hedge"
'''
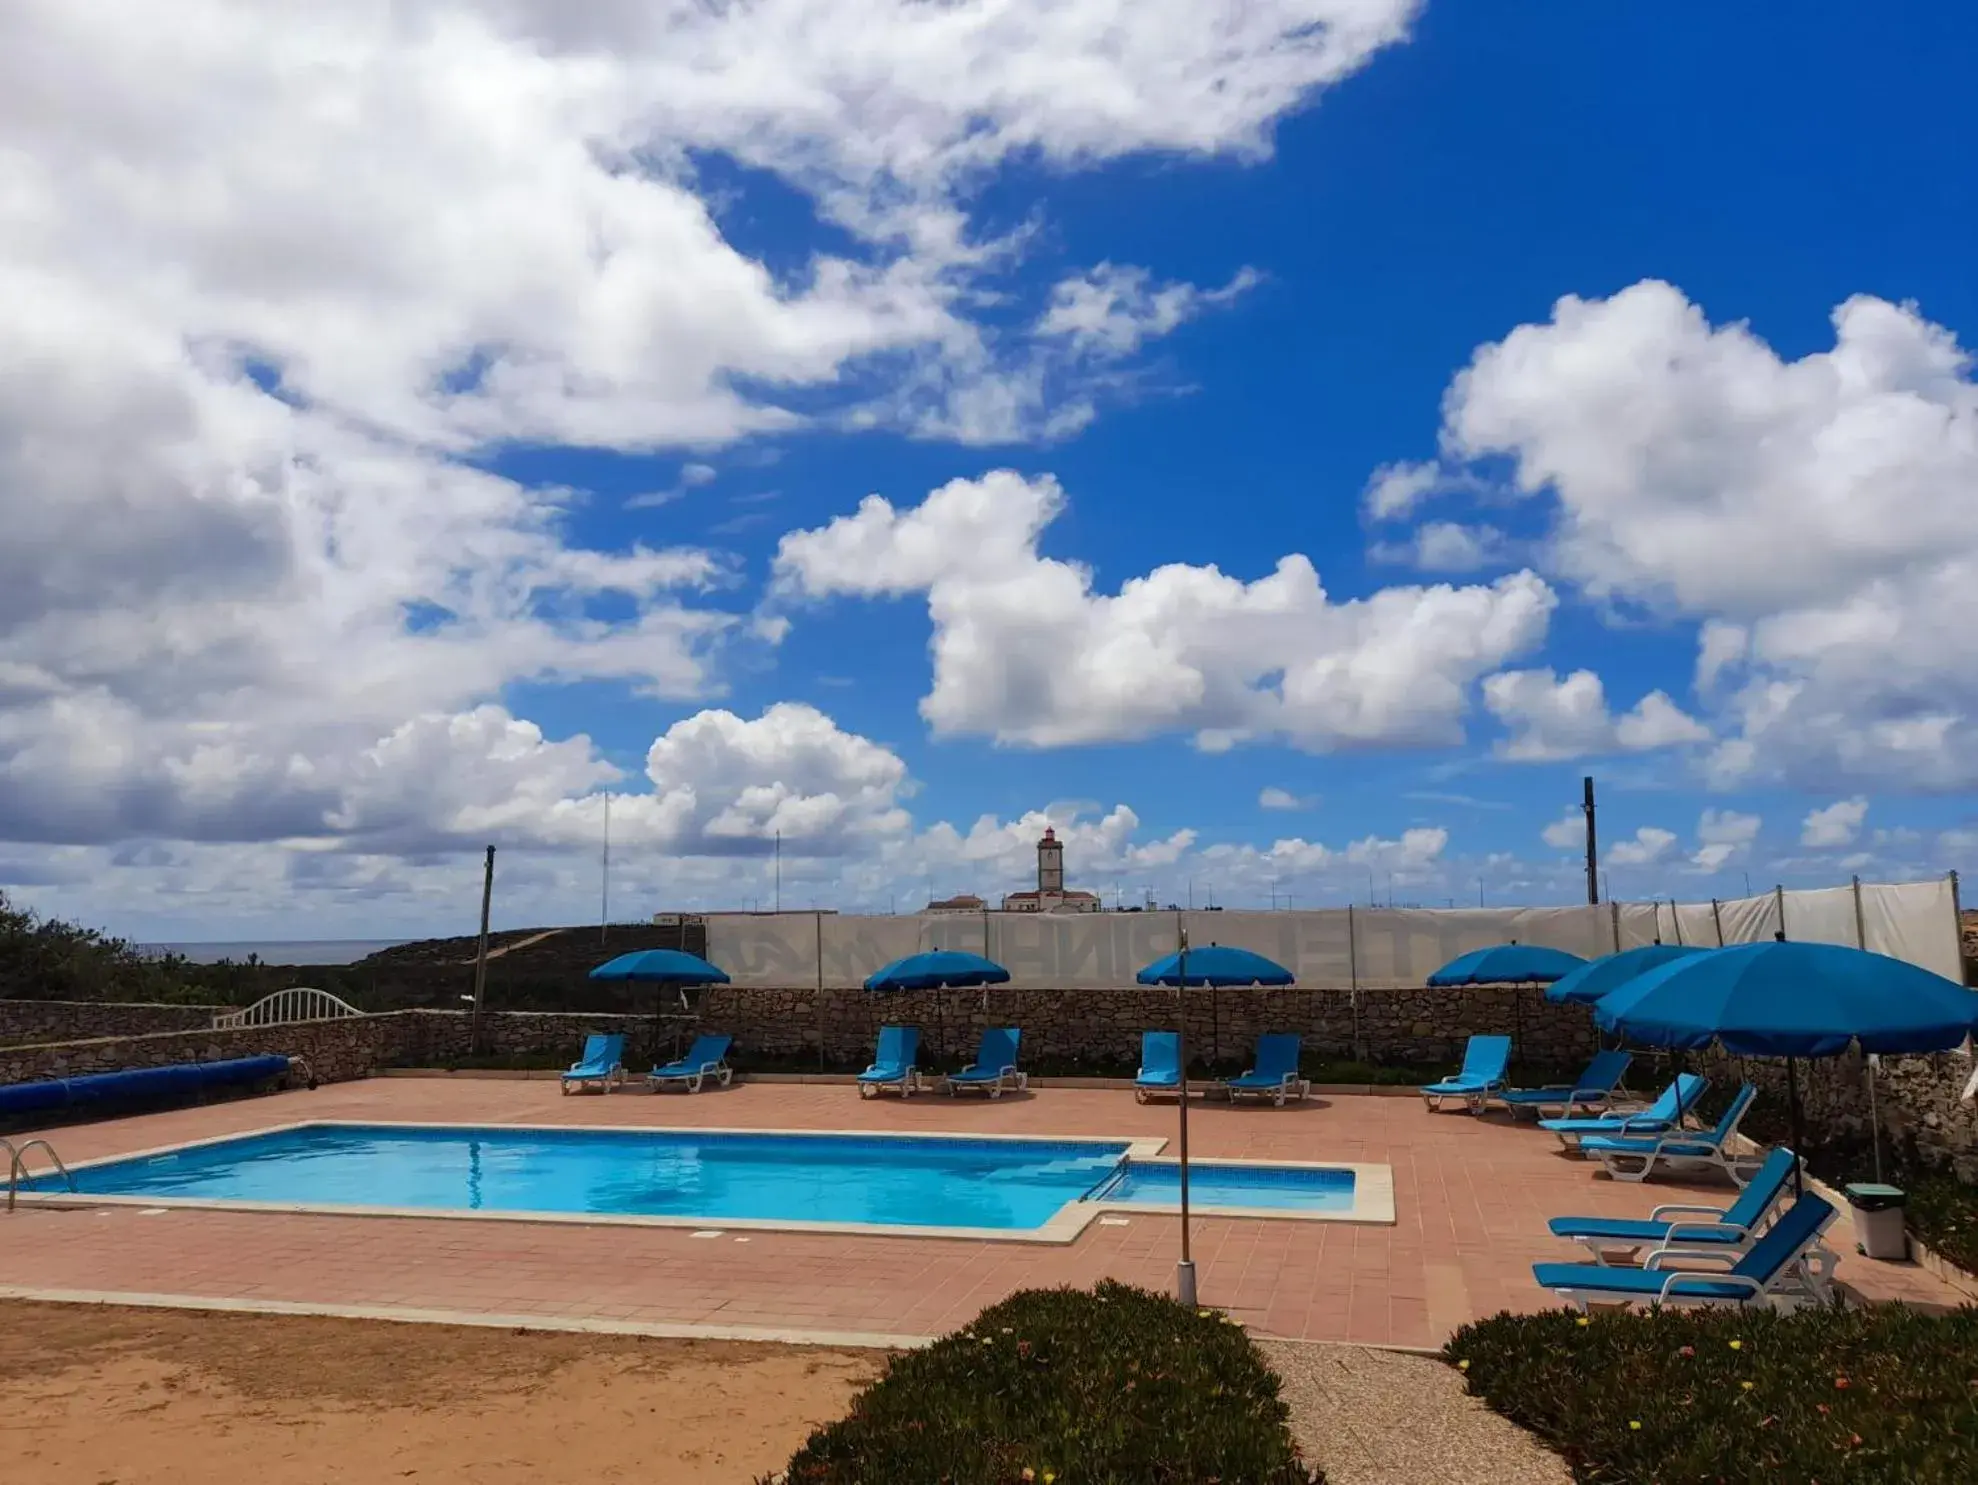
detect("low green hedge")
[1447,1304,1978,1482]
[772,1282,1319,1484]
[1905,1172,1978,1275]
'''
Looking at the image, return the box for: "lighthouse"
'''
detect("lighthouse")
[1037,826,1065,894]
[998,826,1098,912]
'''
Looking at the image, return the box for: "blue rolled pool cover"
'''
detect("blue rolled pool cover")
[0,1055,292,1117]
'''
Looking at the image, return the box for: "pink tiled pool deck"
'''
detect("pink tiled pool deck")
[1,1079,1964,1348]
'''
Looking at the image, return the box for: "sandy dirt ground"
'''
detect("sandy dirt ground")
[0,1302,883,1484]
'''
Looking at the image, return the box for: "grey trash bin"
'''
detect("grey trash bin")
[1845,1183,1908,1261]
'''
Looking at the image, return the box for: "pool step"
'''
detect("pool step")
[980,1156,1120,1182]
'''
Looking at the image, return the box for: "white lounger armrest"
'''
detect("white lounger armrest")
[1642,1248,1741,1271]
[1615,1112,1673,1133]
[1648,1200,1734,1221]
[1627,1131,1718,1158]
[1657,1270,1764,1303]
[1659,1220,1752,1245]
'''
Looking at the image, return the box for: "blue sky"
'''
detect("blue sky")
[504,4,1978,895]
[4,2,1977,938]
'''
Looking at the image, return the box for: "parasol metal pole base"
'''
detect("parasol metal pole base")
[1176,1259,1198,1308]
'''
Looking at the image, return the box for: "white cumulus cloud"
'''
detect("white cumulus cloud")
[1690,807,1761,872]
[1437,279,1978,789]
[1258,787,1317,811]
[1802,797,1869,849]
[1607,826,1678,868]
[1038,265,1259,358]
[1369,522,1516,574]
[1541,811,1585,850]
[0,0,1423,869]
[774,470,1556,751]
[1482,668,1710,762]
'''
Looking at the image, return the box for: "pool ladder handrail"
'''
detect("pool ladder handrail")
[3,1137,76,1211]
[1079,1156,1131,1204]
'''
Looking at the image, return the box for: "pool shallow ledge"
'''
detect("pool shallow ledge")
[1094,1156,1396,1228]
[19,1120,1395,1242]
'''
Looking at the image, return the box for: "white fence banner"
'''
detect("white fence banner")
[984,912,1185,989]
[706,912,826,987]
[1859,877,1963,982]
[1781,885,1861,949]
[1614,902,1668,950]
[1715,892,1784,946]
[699,876,1964,988]
[1673,902,1722,947]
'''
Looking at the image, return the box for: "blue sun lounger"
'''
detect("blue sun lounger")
[1581,1084,1761,1184]
[648,1034,733,1093]
[1542,1072,1708,1149]
[1421,1035,1511,1112]
[1499,1049,1632,1119]
[944,1027,1026,1098]
[560,1033,625,1094]
[857,1025,922,1099]
[1222,1034,1310,1106]
[1534,1192,1839,1311]
[1548,1146,1799,1264]
[1134,1031,1181,1102]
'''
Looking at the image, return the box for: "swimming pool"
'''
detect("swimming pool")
[35,1122,1393,1240]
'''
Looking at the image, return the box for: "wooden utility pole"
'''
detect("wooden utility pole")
[1582,776,1599,905]
[470,845,495,1054]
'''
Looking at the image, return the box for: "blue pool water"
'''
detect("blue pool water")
[1103,1162,1356,1214]
[65,1125,1130,1231]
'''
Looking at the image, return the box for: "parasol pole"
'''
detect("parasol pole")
[1786,1055,1806,1196]
[1175,916,1196,1307]
[1851,875,1885,1184]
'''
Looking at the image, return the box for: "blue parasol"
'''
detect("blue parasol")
[1545,943,1707,1005]
[1428,943,1586,986]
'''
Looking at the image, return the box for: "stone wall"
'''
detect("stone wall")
[393,1009,658,1066]
[0,999,229,1047]
[688,983,1603,1072]
[0,988,1603,1088]
[1670,1046,1978,1181]
[0,1009,660,1088]
[0,1014,403,1088]
[1869,1052,1978,1178]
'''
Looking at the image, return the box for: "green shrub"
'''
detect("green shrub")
[773,1282,1319,1484]
[1447,1303,1978,1483]
[1907,1173,1978,1275]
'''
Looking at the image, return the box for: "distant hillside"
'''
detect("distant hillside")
[287,920,714,1012]
[361,919,705,970]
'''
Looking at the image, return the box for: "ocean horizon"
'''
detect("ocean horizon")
[140,939,414,966]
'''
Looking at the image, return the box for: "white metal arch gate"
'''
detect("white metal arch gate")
[211,987,364,1029]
